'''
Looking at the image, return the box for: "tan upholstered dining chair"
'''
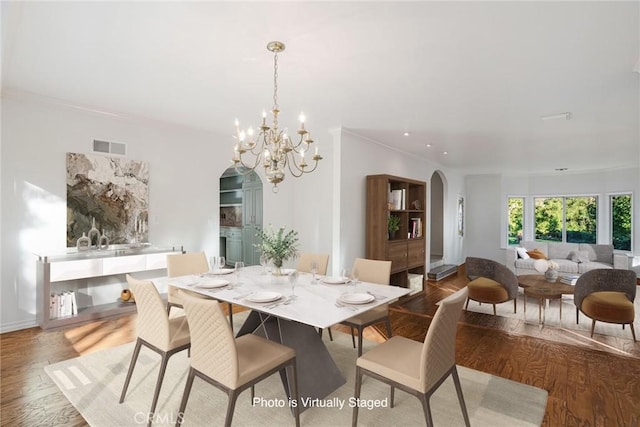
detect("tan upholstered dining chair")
[296,252,329,275]
[574,268,636,341]
[166,252,236,332]
[176,292,300,427]
[166,252,210,314]
[465,257,518,315]
[352,287,470,427]
[340,258,393,356]
[120,275,191,427]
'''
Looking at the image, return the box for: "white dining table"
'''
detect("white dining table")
[155,265,411,408]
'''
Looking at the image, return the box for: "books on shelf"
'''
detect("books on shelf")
[410,217,422,238]
[50,291,78,319]
[560,275,580,285]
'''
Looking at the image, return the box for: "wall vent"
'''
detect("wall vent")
[93,139,127,155]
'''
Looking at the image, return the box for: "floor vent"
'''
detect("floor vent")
[427,264,458,281]
[93,139,126,155]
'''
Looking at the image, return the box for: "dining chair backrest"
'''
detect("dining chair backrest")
[353,258,392,285]
[126,274,172,350]
[167,252,209,277]
[181,292,239,389]
[420,287,468,392]
[297,253,330,275]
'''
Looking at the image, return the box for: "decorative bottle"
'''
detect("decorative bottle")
[99,229,110,250]
[76,232,90,251]
[87,217,100,249]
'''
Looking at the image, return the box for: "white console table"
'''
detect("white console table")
[36,245,183,330]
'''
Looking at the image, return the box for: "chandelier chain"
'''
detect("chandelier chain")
[273,52,279,114]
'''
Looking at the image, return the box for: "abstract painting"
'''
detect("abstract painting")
[66,152,149,247]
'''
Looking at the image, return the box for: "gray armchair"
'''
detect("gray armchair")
[574,269,636,341]
[464,257,519,315]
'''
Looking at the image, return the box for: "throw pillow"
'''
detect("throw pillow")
[516,247,530,259]
[577,250,590,263]
[527,249,547,260]
[568,250,590,263]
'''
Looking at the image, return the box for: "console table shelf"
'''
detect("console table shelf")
[36,246,182,330]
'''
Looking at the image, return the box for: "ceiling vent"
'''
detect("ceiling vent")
[93,139,126,155]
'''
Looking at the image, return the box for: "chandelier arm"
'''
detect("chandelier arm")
[285,152,318,177]
[286,156,305,178]
[288,134,309,152]
[235,152,263,174]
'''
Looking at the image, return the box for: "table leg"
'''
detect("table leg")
[538,298,542,324]
[559,298,562,322]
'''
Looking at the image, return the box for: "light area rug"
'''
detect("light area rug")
[465,290,639,340]
[45,323,547,426]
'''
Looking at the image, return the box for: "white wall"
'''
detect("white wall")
[465,174,504,261]
[0,92,235,331]
[335,129,466,275]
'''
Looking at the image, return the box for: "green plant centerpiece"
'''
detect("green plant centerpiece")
[388,215,401,239]
[255,225,300,275]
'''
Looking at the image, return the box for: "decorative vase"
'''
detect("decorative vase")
[87,217,100,249]
[99,229,109,250]
[76,232,90,251]
[545,269,558,282]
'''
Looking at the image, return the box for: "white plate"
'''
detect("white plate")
[246,291,282,303]
[209,268,235,275]
[196,279,229,289]
[322,277,349,285]
[339,293,375,304]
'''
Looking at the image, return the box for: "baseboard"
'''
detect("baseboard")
[1,318,38,334]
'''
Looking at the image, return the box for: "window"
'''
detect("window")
[611,194,632,251]
[534,196,597,243]
[507,197,524,245]
[566,196,597,243]
[534,197,563,242]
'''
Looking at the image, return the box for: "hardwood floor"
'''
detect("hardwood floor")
[1,271,639,426]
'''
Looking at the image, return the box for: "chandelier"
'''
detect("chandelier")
[232,41,322,192]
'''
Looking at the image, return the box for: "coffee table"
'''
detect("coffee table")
[518,275,575,325]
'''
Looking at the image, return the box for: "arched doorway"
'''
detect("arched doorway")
[219,168,263,266]
[430,171,444,268]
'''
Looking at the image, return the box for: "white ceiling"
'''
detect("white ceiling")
[2,1,639,175]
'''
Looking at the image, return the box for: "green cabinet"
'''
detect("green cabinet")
[226,228,243,266]
[242,177,263,265]
[219,170,263,266]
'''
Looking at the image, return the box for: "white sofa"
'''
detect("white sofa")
[506,241,629,276]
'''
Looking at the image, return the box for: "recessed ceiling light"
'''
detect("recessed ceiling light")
[403,132,410,137]
[426,144,431,148]
[442,151,448,155]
